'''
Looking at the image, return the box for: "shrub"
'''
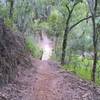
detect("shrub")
[26,36,42,58]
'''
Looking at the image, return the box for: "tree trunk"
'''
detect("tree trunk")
[9,0,14,18]
[60,2,80,65]
[91,0,98,82]
[61,28,68,65]
[91,15,97,82]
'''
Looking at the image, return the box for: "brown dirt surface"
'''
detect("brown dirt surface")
[0,18,31,84]
[0,58,100,100]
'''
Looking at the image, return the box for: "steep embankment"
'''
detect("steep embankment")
[0,18,31,85]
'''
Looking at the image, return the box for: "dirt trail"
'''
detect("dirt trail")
[0,59,100,100]
[33,61,60,100]
[39,32,53,60]
[32,60,100,100]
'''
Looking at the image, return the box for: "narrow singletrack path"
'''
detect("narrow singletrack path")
[32,60,100,100]
[33,61,61,100]
[39,32,53,60]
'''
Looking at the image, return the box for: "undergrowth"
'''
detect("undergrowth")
[64,56,100,85]
[26,36,42,59]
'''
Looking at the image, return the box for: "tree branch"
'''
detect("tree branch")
[66,2,80,16]
[71,2,79,14]
[66,4,70,13]
[65,2,80,27]
[69,15,100,31]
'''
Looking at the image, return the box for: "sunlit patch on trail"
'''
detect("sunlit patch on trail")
[42,44,53,60]
[39,32,53,61]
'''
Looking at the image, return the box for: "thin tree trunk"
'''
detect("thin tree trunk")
[61,28,68,65]
[91,0,98,82]
[9,0,14,18]
[91,15,97,82]
[61,2,79,65]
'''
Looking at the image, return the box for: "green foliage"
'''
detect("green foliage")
[26,36,42,58]
[48,8,64,36]
[4,17,13,28]
[64,56,100,85]
[0,5,8,18]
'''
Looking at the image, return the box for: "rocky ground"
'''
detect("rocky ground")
[0,58,100,100]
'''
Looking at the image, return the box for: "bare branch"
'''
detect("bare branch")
[66,4,70,13]
[65,2,80,26]
[69,15,100,31]
[70,2,80,14]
